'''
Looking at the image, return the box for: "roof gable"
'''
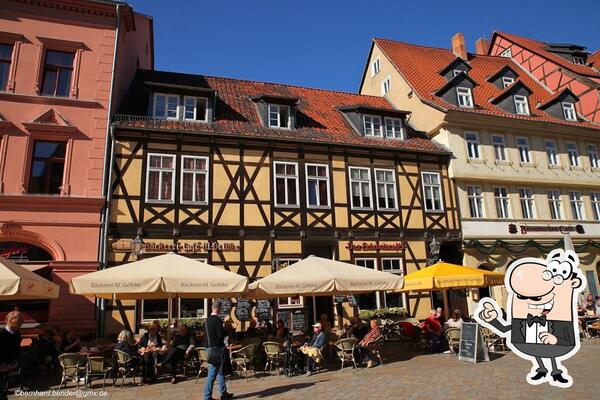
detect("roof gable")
[489,80,533,104]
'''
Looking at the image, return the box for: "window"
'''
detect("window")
[273,161,299,207]
[382,258,404,308]
[562,102,577,121]
[500,48,512,58]
[569,191,584,220]
[375,168,397,210]
[590,192,600,221]
[381,75,391,95]
[183,96,208,122]
[587,144,599,168]
[306,164,330,208]
[467,186,485,218]
[142,299,168,321]
[545,140,559,166]
[566,142,579,167]
[268,104,290,129]
[501,76,514,88]
[572,56,585,65]
[517,137,531,163]
[181,156,209,204]
[456,87,473,108]
[452,69,462,77]
[146,153,175,202]
[514,95,529,115]
[276,259,303,308]
[384,117,403,139]
[153,93,179,119]
[548,190,562,220]
[0,44,13,91]
[41,50,74,97]
[422,172,443,212]
[355,259,379,310]
[371,56,380,76]
[179,298,207,318]
[494,187,510,219]
[465,132,480,159]
[349,167,372,209]
[519,188,535,219]
[491,135,506,161]
[363,115,383,137]
[28,141,66,194]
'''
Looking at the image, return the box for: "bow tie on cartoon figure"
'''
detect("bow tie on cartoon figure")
[475,249,586,388]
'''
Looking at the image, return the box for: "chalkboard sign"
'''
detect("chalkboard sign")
[235,298,253,321]
[277,310,290,328]
[347,294,358,307]
[255,299,272,321]
[458,322,489,363]
[291,310,305,332]
[218,298,232,318]
[334,295,346,304]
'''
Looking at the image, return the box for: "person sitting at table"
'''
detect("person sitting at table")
[38,327,60,372]
[318,313,332,333]
[353,319,381,368]
[157,324,194,384]
[582,293,596,311]
[445,309,463,330]
[595,296,600,316]
[346,317,369,341]
[274,320,289,340]
[61,329,81,353]
[115,330,143,377]
[244,319,260,339]
[299,322,326,376]
[435,307,446,326]
[422,309,445,353]
[138,321,163,383]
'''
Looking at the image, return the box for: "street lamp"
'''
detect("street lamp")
[131,231,145,259]
[428,236,441,264]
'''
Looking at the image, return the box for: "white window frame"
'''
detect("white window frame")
[514,95,530,115]
[566,142,580,167]
[452,69,462,77]
[141,299,169,322]
[590,192,600,221]
[569,191,585,220]
[465,132,480,159]
[516,137,531,163]
[548,190,563,220]
[276,259,304,309]
[501,76,514,88]
[562,102,577,122]
[494,187,510,219]
[491,134,506,161]
[381,257,403,274]
[349,166,373,211]
[180,155,209,205]
[363,115,383,137]
[500,48,512,58]
[268,104,291,129]
[572,56,585,65]
[456,87,473,108]
[355,258,381,310]
[421,171,444,213]
[153,93,179,120]
[519,188,535,219]
[381,75,391,95]
[384,117,404,140]
[183,96,208,122]
[371,56,381,77]
[587,144,599,169]
[544,140,559,166]
[374,168,398,211]
[145,153,176,203]
[178,298,208,319]
[305,163,331,209]
[467,185,485,218]
[273,161,299,208]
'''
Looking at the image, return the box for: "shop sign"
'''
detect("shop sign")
[143,241,240,253]
[509,224,585,235]
[345,241,406,252]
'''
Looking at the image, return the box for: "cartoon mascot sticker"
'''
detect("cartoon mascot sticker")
[475,249,586,388]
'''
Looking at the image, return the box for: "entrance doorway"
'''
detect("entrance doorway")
[303,241,334,328]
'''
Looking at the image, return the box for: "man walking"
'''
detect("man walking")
[0,311,23,400]
[204,301,233,400]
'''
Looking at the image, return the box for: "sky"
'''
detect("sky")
[127,0,600,93]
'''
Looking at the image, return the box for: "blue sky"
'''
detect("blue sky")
[128,0,600,92]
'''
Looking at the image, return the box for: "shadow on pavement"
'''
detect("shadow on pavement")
[234,381,324,398]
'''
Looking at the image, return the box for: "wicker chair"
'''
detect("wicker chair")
[86,356,111,389]
[114,350,142,388]
[445,328,461,355]
[334,338,357,372]
[230,344,257,381]
[194,347,209,383]
[366,335,384,366]
[58,353,87,389]
[263,341,284,375]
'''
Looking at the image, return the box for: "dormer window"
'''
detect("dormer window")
[562,102,577,121]
[572,56,585,65]
[268,104,290,129]
[153,93,179,119]
[384,117,403,139]
[452,70,462,77]
[501,76,514,88]
[514,95,529,115]
[363,115,383,137]
[184,96,208,122]
[456,87,473,108]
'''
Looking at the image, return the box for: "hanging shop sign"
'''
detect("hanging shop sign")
[143,241,241,254]
[509,224,585,235]
[345,241,406,252]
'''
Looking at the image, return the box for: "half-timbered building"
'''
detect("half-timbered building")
[105,70,461,333]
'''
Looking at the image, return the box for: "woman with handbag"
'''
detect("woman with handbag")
[204,301,234,400]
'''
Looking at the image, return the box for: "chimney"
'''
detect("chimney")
[475,38,490,55]
[451,32,467,60]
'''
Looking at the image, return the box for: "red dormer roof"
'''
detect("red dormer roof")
[589,50,600,69]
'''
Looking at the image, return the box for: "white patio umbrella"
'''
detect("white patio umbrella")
[0,256,59,300]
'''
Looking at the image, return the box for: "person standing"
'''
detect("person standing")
[204,301,233,400]
[0,311,23,400]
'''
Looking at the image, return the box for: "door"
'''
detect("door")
[303,241,334,328]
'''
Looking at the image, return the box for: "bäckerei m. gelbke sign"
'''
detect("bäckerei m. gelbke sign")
[144,241,240,253]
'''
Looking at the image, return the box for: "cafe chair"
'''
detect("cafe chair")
[334,338,357,372]
[58,353,87,389]
[86,356,111,389]
[195,347,209,383]
[230,343,257,381]
[366,335,384,366]
[263,341,285,375]
[445,328,461,355]
[114,350,142,388]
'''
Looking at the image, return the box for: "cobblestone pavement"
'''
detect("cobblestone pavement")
[10,341,600,400]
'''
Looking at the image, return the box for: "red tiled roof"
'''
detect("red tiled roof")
[589,50,600,69]
[116,70,448,154]
[374,38,600,130]
[538,88,579,110]
[493,32,600,78]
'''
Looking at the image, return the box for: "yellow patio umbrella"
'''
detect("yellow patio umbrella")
[0,256,60,300]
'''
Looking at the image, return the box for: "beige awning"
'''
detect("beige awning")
[0,256,59,300]
[244,255,404,299]
[70,252,248,300]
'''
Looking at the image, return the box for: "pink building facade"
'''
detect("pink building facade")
[0,0,153,334]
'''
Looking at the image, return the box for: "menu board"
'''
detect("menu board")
[255,299,272,321]
[277,310,290,328]
[218,298,232,318]
[334,295,346,304]
[291,310,306,332]
[235,298,253,321]
[458,322,489,363]
[347,294,358,307]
